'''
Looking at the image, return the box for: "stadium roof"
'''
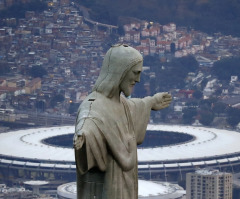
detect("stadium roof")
[0,125,240,169]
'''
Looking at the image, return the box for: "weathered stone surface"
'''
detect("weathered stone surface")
[74,44,171,199]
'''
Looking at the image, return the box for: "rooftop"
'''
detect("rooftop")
[195,168,227,176]
[0,125,240,169]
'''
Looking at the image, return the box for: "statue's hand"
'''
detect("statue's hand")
[152,92,172,111]
[74,135,85,150]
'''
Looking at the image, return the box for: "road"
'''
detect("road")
[0,111,75,127]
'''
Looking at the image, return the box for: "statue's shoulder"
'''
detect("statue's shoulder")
[80,92,108,109]
[75,92,103,135]
[77,92,109,119]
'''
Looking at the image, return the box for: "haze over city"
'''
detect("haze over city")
[0,0,240,198]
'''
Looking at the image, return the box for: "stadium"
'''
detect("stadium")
[0,124,240,188]
[57,180,186,199]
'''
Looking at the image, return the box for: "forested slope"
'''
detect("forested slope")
[80,0,240,36]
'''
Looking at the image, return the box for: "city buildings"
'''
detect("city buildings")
[0,0,240,125]
[0,184,34,199]
[186,169,232,199]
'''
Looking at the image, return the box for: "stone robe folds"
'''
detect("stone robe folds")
[74,91,151,199]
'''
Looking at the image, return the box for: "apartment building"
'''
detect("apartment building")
[186,169,232,199]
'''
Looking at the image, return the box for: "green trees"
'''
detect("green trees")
[181,99,240,127]
[0,62,10,74]
[36,100,45,112]
[143,55,160,68]
[50,94,65,108]
[198,99,213,125]
[176,55,199,73]
[140,55,199,98]
[193,0,240,36]
[199,110,214,126]
[76,0,240,37]
[193,90,203,99]
[154,55,199,90]
[212,102,227,116]
[69,103,80,114]
[30,66,47,78]
[182,108,197,124]
[0,0,47,19]
[212,57,240,81]
[227,107,240,127]
[170,43,176,54]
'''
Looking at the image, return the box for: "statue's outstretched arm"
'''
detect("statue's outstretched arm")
[128,93,171,145]
[142,92,172,111]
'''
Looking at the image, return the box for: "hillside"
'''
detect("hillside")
[79,0,240,36]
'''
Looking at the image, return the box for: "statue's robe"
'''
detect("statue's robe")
[74,91,151,199]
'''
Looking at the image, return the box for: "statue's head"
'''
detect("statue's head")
[93,44,143,98]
